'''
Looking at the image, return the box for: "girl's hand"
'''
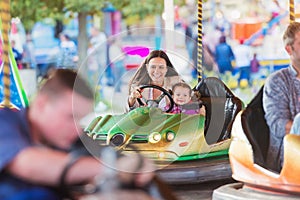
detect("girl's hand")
[199,105,206,116]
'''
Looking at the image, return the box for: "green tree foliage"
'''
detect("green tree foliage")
[115,0,164,20]
[113,0,189,19]
[10,0,105,31]
[10,0,107,67]
[10,0,50,30]
[64,0,104,14]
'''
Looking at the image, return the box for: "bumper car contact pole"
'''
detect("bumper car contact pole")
[197,0,203,82]
[290,0,295,22]
[0,0,11,108]
[97,146,119,192]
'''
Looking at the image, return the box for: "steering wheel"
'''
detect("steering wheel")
[136,85,174,113]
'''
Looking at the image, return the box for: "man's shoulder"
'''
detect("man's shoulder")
[264,68,292,96]
[0,107,19,116]
[266,67,290,82]
[0,108,25,126]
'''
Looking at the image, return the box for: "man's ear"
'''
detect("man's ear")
[34,94,48,111]
[285,44,292,55]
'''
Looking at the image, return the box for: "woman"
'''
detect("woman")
[127,50,183,110]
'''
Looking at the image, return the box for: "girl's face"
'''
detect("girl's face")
[173,86,191,105]
[146,57,168,83]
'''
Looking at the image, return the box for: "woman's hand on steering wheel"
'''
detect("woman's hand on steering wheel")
[136,85,174,113]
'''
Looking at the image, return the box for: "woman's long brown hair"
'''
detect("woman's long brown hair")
[128,50,180,94]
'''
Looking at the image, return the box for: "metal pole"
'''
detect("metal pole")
[197,0,203,82]
[0,0,11,108]
[290,0,295,23]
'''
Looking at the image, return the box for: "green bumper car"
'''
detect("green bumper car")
[85,77,243,162]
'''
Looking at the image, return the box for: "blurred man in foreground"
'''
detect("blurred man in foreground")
[0,69,154,199]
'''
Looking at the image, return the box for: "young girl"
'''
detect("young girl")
[165,82,205,115]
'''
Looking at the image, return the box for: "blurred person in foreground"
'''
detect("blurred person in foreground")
[263,22,300,172]
[0,69,155,199]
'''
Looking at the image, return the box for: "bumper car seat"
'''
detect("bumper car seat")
[194,77,243,144]
[240,86,271,169]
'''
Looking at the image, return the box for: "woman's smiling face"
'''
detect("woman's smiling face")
[146,57,168,84]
